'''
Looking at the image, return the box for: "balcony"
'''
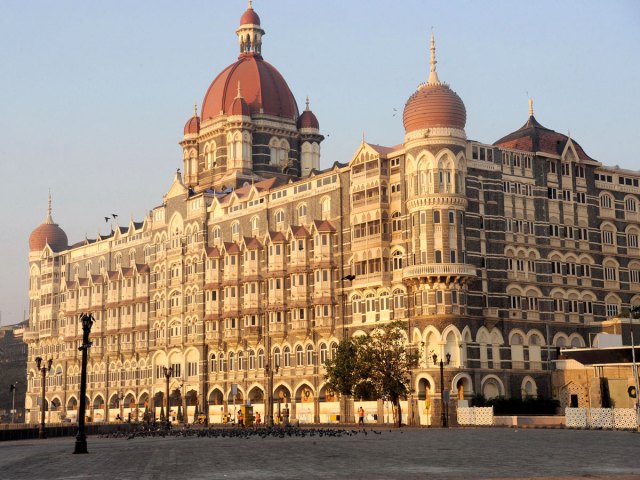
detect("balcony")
[205,330,221,342]
[402,263,476,284]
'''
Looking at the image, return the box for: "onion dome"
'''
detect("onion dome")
[228,82,251,116]
[494,99,594,161]
[297,97,319,129]
[201,2,298,122]
[183,103,200,135]
[403,33,466,133]
[29,193,68,252]
[240,0,260,26]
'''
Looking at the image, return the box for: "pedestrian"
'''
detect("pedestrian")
[237,409,244,428]
[358,406,365,425]
[255,411,261,426]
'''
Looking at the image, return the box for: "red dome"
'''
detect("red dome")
[29,222,68,252]
[228,95,251,116]
[183,114,200,135]
[298,109,319,129]
[240,7,260,26]
[403,83,466,133]
[201,54,298,121]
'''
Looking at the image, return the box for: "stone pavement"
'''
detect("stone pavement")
[1,428,639,480]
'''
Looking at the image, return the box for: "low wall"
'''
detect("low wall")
[493,416,564,428]
[0,423,132,442]
[565,408,638,430]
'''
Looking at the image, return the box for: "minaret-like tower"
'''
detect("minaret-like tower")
[401,34,475,352]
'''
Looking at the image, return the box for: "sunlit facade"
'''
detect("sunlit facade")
[25,3,640,425]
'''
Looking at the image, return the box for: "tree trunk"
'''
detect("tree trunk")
[394,397,402,428]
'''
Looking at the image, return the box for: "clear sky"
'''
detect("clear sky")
[0,0,638,325]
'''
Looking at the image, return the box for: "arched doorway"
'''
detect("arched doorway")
[186,389,198,423]
[318,385,339,423]
[294,384,315,424]
[93,395,105,423]
[208,388,224,423]
[153,391,164,422]
[138,392,150,422]
[274,385,291,424]
[418,378,432,426]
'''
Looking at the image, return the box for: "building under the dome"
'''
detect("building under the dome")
[24,3,640,426]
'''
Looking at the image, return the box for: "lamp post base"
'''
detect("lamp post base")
[73,434,88,454]
[38,429,46,439]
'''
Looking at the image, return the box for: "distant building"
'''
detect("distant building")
[24,3,640,425]
[0,321,27,422]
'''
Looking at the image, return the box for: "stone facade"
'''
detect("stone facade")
[24,4,640,425]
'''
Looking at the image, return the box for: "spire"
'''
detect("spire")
[248,0,253,8]
[45,191,54,224]
[193,103,198,117]
[428,31,441,85]
[305,96,310,111]
[528,98,534,117]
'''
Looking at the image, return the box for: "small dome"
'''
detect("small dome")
[297,97,319,129]
[29,195,68,252]
[403,83,466,132]
[183,106,200,135]
[228,90,251,116]
[240,2,260,25]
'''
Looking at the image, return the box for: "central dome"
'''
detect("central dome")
[201,54,299,121]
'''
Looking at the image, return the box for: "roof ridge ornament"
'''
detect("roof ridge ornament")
[236,81,243,99]
[427,31,441,85]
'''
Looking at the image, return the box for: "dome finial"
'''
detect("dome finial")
[248,0,253,9]
[193,102,198,116]
[428,31,440,85]
[45,190,53,224]
[305,96,310,111]
[528,98,534,117]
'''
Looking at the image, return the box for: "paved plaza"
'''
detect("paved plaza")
[0,428,639,480]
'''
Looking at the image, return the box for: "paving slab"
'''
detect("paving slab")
[0,428,639,480]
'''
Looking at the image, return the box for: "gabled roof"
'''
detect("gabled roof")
[244,236,263,250]
[266,231,287,242]
[290,225,310,238]
[205,246,221,258]
[223,242,241,254]
[313,219,336,232]
[494,115,596,162]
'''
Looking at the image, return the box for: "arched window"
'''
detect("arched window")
[275,210,285,224]
[306,344,314,365]
[297,203,307,220]
[296,345,304,366]
[210,354,216,372]
[250,216,259,233]
[319,343,328,364]
[228,352,235,372]
[392,250,403,270]
[321,197,330,219]
[273,347,281,368]
[283,346,291,367]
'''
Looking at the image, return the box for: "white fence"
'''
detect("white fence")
[565,408,638,430]
[457,407,494,426]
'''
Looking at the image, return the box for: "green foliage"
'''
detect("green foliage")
[323,337,362,396]
[323,321,419,425]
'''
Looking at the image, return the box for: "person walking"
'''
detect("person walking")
[237,409,244,428]
[255,411,261,426]
[358,406,365,426]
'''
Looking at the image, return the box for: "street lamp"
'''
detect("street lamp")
[433,352,451,428]
[163,366,173,428]
[9,382,17,424]
[264,362,279,427]
[35,356,53,439]
[74,312,94,454]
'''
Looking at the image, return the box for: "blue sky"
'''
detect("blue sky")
[0,0,638,324]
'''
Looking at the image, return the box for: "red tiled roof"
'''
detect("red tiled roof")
[291,225,310,238]
[494,115,595,162]
[313,220,336,232]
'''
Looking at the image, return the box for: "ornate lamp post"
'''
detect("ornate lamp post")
[432,352,451,428]
[35,356,53,439]
[163,366,173,428]
[74,313,94,454]
[631,305,640,432]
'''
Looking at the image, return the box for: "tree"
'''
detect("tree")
[359,321,419,427]
[324,321,419,427]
